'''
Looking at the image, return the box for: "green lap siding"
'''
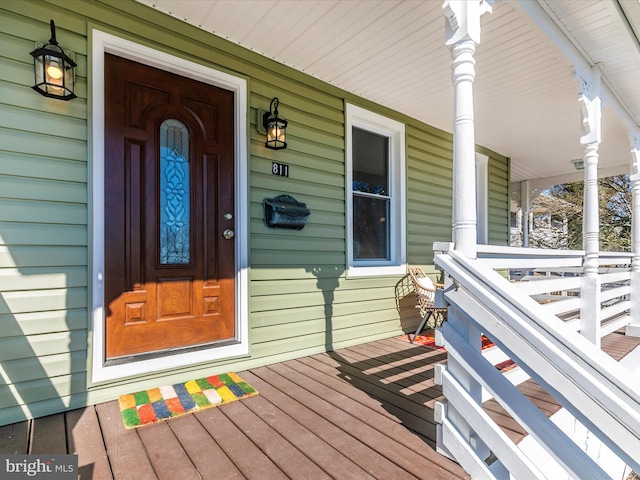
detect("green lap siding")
[0,1,90,425]
[484,147,511,245]
[0,0,510,425]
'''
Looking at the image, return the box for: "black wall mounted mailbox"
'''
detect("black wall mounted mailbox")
[263,195,310,230]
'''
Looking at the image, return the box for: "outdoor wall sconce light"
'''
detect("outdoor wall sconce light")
[30,20,77,100]
[263,97,287,150]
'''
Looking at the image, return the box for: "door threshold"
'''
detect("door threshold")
[104,339,240,367]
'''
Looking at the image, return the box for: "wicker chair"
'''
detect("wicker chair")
[408,266,447,342]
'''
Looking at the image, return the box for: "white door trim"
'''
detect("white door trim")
[90,30,249,383]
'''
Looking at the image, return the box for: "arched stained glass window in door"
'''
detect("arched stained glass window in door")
[159,118,191,265]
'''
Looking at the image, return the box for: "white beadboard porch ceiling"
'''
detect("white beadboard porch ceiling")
[136,0,640,188]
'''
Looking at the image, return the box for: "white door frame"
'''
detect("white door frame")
[90,30,249,383]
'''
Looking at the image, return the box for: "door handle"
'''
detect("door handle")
[223,229,235,240]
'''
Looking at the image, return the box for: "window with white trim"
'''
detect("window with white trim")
[346,104,406,277]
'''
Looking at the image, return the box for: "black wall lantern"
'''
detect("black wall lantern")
[263,97,287,150]
[30,20,77,101]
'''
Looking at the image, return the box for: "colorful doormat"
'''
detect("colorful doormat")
[118,372,258,429]
[398,330,517,372]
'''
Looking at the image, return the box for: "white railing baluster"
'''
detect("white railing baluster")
[581,275,602,347]
[435,269,490,465]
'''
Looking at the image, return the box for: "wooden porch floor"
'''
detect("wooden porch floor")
[1,332,639,480]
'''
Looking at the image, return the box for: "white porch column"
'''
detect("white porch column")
[627,130,640,337]
[437,0,492,471]
[521,180,531,247]
[578,67,602,347]
[445,0,491,260]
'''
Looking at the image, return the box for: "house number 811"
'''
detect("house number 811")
[272,162,289,177]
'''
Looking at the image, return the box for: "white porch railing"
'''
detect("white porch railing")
[432,243,640,479]
[478,245,632,338]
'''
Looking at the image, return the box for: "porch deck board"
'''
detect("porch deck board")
[274,359,458,479]
[66,407,112,480]
[165,414,245,480]
[137,421,204,480]
[229,385,375,480]
[298,352,438,440]
[193,404,289,480]
[242,367,419,479]
[288,355,440,454]
[30,411,66,454]
[0,421,28,455]
[95,400,155,480]
[601,330,640,360]
[2,332,639,479]
[515,382,559,416]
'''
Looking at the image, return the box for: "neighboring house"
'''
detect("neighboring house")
[2,1,640,477]
[529,194,575,250]
[511,192,579,249]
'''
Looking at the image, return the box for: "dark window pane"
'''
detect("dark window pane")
[353,195,389,260]
[352,127,388,195]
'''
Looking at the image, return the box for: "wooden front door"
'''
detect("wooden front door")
[104,54,236,360]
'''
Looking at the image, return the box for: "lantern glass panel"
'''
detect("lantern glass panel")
[264,114,287,149]
[64,61,74,93]
[45,55,64,83]
[34,54,45,86]
[267,120,285,144]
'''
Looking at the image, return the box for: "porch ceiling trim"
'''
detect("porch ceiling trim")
[135,0,640,184]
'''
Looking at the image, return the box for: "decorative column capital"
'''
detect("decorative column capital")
[443,0,492,46]
[576,67,602,145]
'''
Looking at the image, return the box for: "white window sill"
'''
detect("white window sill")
[347,264,406,278]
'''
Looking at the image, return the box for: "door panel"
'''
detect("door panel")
[104,54,235,359]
